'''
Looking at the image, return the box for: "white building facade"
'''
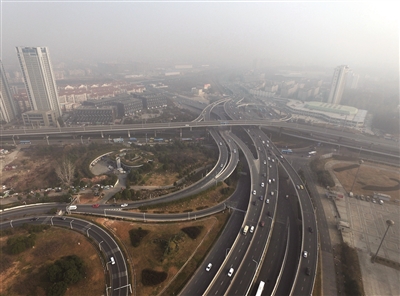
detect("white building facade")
[0,60,18,122]
[327,65,349,105]
[16,47,62,119]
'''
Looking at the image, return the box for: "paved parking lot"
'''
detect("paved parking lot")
[329,192,400,295]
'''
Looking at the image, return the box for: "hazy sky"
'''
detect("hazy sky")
[1,1,398,72]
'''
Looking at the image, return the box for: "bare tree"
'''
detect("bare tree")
[55,158,76,187]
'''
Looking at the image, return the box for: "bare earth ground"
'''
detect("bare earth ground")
[91,213,228,296]
[332,161,400,202]
[0,227,104,296]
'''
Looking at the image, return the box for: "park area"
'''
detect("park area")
[0,226,104,296]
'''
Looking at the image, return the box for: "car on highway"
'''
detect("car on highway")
[263,160,266,164]
[233,149,237,153]
[121,203,128,208]
[280,155,284,159]
[296,185,301,190]
[250,226,255,233]
[266,199,270,204]
[303,251,308,258]
[259,196,264,201]
[219,142,222,146]
[267,157,270,161]
[300,185,304,190]
[110,257,115,265]
[228,268,234,277]
[305,267,311,276]
[308,226,313,233]
[253,190,256,195]
[206,263,212,272]
[261,182,265,187]
[92,203,100,208]
[259,221,265,227]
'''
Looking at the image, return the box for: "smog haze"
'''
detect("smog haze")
[1,1,398,75]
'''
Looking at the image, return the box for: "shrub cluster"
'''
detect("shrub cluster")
[141,268,168,286]
[46,255,85,296]
[181,226,203,239]
[6,234,36,255]
[129,228,150,247]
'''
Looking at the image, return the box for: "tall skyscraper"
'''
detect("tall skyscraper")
[327,65,349,105]
[16,47,62,118]
[0,60,18,122]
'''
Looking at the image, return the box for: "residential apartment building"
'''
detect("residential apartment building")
[16,46,62,120]
[0,60,19,122]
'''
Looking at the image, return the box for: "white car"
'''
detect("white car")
[228,268,234,277]
[206,263,212,271]
[121,203,128,208]
[303,251,308,258]
[253,190,256,195]
[263,160,266,165]
[110,257,115,265]
[261,182,265,188]
[250,226,255,233]
[266,199,270,204]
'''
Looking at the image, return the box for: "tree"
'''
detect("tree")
[55,158,76,187]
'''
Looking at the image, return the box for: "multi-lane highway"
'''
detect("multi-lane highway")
[2,96,399,296]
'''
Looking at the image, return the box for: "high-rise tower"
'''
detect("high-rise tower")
[0,60,18,122]
[16,47,62,118]
[327,65,349,105]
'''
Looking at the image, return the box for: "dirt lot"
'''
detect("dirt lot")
[332,161,400,202]
[0,227,104,296]
[91,212,229,296]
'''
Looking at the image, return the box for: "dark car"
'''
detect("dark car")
[308,226,313,233]
[305,267,311,276]
[259,221,265,227]
[31,217,39,221]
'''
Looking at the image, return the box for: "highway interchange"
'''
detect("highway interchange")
[1,94,399,296]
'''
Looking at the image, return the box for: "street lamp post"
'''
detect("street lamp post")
[350,160,364,193]
[372,219,394,262]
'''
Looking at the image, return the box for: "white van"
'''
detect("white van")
[110,257,115,265]
[68,205,77,210]
[243,225,249,235]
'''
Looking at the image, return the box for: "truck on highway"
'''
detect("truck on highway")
[281,149,293,154]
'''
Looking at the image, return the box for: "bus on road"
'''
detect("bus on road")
[255,281,265,296]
